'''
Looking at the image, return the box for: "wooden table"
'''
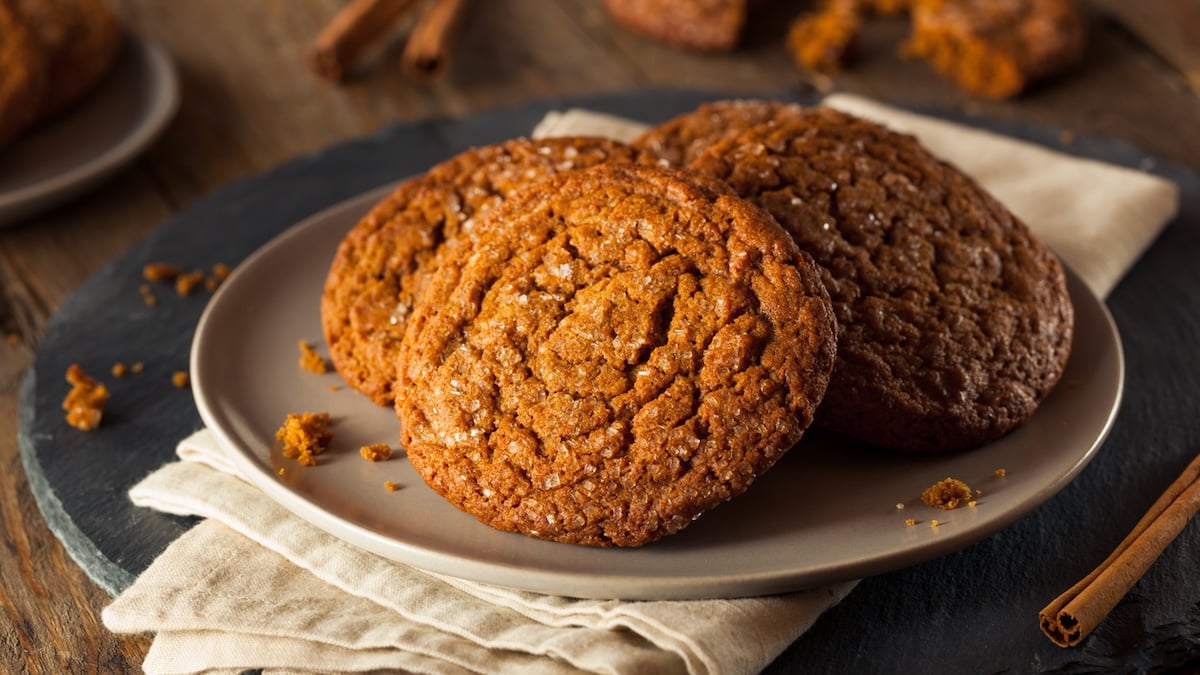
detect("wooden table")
[2,1,1198,671]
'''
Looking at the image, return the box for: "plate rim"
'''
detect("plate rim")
[191,186,1125,600]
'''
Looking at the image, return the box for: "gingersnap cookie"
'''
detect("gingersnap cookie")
[689,106,1073,453]
[786,0,863,75]
[0,0,47,150]
[601,0,748,51]
[396,163,837,547]
[12,0,123,120]
[904,0,1086,100]
[321,136,636,406]
[632,99,806,168]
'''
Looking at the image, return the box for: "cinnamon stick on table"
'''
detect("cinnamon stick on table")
[1039,453,1200,647]
[309,0,422,82]
[400,0,471,82]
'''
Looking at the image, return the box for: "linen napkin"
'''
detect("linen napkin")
[105,430,854,675]
[103,96,1180,675]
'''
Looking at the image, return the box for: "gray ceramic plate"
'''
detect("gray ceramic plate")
[191,186,1124,600]
[0,36,179,226]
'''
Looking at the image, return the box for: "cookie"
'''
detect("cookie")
[903,0,1086,100]
[396,163,837,547]
[689,107,1073,453]
[786,0,863,75]
[632,99,806,168]
[12,0,123,119]
[601,0,747,51]
[0,0,47,149]
[321,136,636,406]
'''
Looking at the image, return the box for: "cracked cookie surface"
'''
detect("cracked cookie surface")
[690,107,1073,452]
[396,163,836,546]
[321,137,636,406]
[633,99,806,168]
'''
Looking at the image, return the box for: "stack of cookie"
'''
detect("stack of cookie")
[321,100,1073,547]
[0,0,123,151]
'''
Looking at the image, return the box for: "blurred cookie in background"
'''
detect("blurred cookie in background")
[601,0,750,51]
[0,0,123,152]
[786,0,1087,99]
[0,0,48,149]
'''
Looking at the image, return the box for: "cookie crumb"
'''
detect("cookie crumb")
[895,502,905,510]
[360,443,392,462]
[968,500,977,507]
[329,384,342,392]
[384,481,400,492]
[171,371,190,388]
[63,365,109,431]
[298,340,329,374]
[277,467,286,477]
[921,477,973,510]
[995,468,1007,477]
[139,284,157,307]
[175,269,205,296]
[276,412,332,466]
[931,519,941,528]
[131,362,145,374]
[905,518,917,526]
[111,362,128,378]
[142,262,182,282]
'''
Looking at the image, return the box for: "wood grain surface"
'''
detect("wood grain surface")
[1,0,1198,671]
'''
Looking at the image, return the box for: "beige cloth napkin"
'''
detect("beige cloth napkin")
[104,430,855,675]
[103,96,1179,674]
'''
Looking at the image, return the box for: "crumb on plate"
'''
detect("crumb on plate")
[276,411,333,466]
[360,443,392,462]
[298,340,329,374]
[921,477,973,510]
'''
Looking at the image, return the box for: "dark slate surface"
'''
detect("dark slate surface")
[18,89,1200,673]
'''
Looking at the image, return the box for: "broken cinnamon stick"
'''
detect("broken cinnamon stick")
[1039,453,1200,647]
[400,0,470,82]
[309,0,422,82]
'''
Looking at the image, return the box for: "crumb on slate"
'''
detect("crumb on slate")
[63,364,109,431]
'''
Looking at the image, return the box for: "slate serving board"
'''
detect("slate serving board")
[19,89,1200,673]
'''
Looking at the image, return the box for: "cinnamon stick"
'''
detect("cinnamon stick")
[1039,453,1200,647]
[309,0,422,82]
[400,0,470,82]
